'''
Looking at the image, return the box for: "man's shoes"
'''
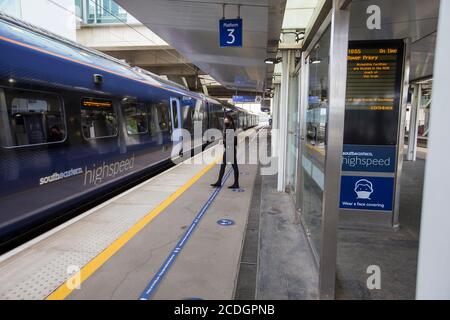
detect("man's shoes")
[228,184,240,189]
[210,182,221,187]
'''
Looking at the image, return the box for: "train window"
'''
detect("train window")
[149,101,171,135]
[123,100,148,135]
[81,98,118,139]
[180,102,195,134]
[200,101,208,130]
[209,103,223,131]
[0,88,66,147]
[171,99,179,128]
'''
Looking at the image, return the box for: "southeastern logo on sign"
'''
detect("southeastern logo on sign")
[340,176,394,211]
[342,145,397,173]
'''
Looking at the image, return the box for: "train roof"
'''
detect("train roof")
[0,12,256,109]
[0,12,203,99]
[222,102,244,113]
[223,102,259,116]
[132,67,203,98]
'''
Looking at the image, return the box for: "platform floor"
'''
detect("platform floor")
[0,128,261,300]
[0,128,425,300]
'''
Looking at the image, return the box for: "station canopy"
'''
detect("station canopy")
[115,0,287,92]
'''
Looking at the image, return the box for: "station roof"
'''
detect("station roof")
[115,0,287,92]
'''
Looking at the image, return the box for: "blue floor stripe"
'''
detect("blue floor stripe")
[138,168,233,300]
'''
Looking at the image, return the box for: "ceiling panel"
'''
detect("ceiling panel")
[116,0,286,91]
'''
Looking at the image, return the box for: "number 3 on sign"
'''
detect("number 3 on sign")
[227,28,235,44]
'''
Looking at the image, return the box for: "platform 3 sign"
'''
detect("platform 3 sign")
[219,18,242,47]
[340,176,394,211]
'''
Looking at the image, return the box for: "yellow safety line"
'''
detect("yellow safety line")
[306,143,326,156]
[46,160,218,300]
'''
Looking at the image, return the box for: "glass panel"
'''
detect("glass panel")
[300,26,331,263]
[75,0,83,19]
[0,0,21,18]
[123,101,148,135]
[86,0,127,24]
[419,81,432,138]
[81,98,118,139]
[0,88,66,147]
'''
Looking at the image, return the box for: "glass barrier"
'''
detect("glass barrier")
[300,25,331,263]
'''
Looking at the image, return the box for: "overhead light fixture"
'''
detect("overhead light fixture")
[281,31,305,43]
[264,57,281,65]
[295,32,305,43]
[311,58,322,64]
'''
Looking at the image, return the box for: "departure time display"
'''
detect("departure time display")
[81,98,113,109]
[343,40,404,146]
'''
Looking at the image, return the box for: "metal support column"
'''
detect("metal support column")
[277,50,295,192]
[295,52,308,209]
[392,38,411,229]
[407,84,421,161]
[271,83,281,157]
[416,0,450,300]
[318,0,350,299]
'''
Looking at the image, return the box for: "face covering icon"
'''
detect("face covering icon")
[354,179,373,200]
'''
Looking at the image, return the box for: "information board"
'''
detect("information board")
[232,95,260,103]
[340,40,405,214]
[340,176,395,212]
[344,40,404,146]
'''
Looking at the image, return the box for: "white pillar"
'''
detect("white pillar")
[271,84,281,157]
[277,50,295,192]
[416,0,450,300]
[407,84,420,161]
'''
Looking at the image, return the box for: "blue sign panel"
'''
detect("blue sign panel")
[217,219,235,226]
[340,176,394,211]
[219,18,243,47]
[233,95,256,103]
[342,145,397,173]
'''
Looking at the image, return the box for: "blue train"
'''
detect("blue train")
[0,13,258,246]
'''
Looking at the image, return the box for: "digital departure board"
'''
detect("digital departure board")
[343,40,404,145]
[81,98,113,109]
[340,40,405,214]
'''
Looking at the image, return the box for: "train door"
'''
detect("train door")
[169,97,182,154]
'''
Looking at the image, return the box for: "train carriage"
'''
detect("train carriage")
[0,13,257,246]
